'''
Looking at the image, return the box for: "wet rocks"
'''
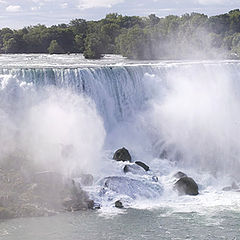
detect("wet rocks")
[62,180,94,211]
[113,147,131,162]
[101,176,163,199]
[174,171,187,179]
[174,176,199,196]
[115,200,123,208]
[135,161,149,171]
[123,161,149,175]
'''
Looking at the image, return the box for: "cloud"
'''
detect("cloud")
[77,0,124,9]
[6,5,22,12]
[196,0,236,5]
[60,3,68,8]
[31,6,41,11]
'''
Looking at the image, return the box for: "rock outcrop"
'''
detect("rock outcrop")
[173,171,187,179]
[113,147,131,162]
[174,176,199,196]
[62,180,94,211]
[135,161,149,171]
[115,200,123,208]
[100,176,163,199]
[0,167,95,219]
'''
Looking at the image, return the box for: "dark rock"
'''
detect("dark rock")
[174,171,188,179]
[152,176,158,182]
[135,161,149,171]
[174,177,199,196]
[63,180,94,211]
[113,147,131,162]
[93,202,101,209]
[115,200,123,208]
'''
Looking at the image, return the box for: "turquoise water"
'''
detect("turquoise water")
[0,208,239,240]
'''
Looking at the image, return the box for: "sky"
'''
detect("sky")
[0,0,239,29]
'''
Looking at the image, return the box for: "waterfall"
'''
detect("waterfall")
[1,61,240,176]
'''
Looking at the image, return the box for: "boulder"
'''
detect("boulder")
[135,161,149,171]
[113,147,131,162]
[174,177,199,196]
[101,176,163,199]
[174,171,187,179]
[115,200,123,208]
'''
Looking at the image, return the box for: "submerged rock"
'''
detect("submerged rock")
[115,200,123,208]
[174,177,199,196]
[101,176,163,199]
[113,147,131,162]
[135,161,149,171]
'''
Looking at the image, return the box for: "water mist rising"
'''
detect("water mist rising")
[0,75,105,177]
[145,63,240,177]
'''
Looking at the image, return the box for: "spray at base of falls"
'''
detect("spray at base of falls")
[1,61,240,212]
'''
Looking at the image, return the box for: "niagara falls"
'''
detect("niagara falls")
[1,2,240,239]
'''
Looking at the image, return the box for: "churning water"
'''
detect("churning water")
[1,54,240,239]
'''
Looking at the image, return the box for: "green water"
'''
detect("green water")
[0,208,239,240]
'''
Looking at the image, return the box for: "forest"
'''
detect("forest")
[0,9,240,60]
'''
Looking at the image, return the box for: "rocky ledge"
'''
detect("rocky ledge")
[0,159,94,219]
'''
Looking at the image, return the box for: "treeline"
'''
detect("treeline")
[1,9,240,59]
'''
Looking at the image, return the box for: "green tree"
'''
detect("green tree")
[2,38,18,53]
[116,26,152,59]
[74,34,85,53]
[48,40,64,54]
[83,33,102,59]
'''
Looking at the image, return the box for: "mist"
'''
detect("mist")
[0,75,106,177]
[144,63,240,177]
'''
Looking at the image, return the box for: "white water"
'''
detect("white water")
[1,54,240,215]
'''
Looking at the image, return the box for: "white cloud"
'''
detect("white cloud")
[0,0,7,4]
[77,0,124,9]
[196,0,235,5]
[60,2,68,8]
[31,6,41,11]
[6,5,22,12]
